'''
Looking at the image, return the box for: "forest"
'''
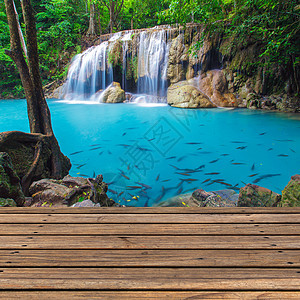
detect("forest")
[0,0,299,99]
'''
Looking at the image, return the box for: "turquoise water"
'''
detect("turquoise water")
[1,99,300,206]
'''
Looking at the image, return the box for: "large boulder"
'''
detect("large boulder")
[197,70,239,107]
[101,82,125,103]
[167,81,216,108]
[0,152,25,206]
[29,178,72,207]
[29,174,117,207]
[279,175,300,207]
[238,184,281,207]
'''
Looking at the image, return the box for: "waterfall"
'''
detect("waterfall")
[65,42,113,100]
[137,30,170,102]
[63,26,208,103]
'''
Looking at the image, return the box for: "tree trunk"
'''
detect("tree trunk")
[86,3,97,36]
[3,0,71,195]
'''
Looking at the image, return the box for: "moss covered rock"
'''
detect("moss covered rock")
[279,175,300,207]
[0,152,25,206]
[238,184,281,207]
[0,198,17,207]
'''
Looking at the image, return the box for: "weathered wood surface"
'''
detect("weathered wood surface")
[0,207,299,298]
[1,213,300,223]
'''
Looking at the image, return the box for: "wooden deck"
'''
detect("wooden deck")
[0,207,300,299]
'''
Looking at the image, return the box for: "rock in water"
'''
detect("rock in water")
[238,184,281,207]
[29,175,117,207]
[0,152,25,206]
[279,175,300,207]
[167,81,216,108]
[101,82,125,103]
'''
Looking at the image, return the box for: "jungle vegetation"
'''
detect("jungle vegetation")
[0,0,299,98]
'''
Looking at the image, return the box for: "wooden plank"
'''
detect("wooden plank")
[0,249,299,267]
[1,291,300,300]
[0,268,299,290]
[1,207,300,214]
[1,213,300,223]
[0,235,299,249]
[1,223,299,235]
[1,223,299,236]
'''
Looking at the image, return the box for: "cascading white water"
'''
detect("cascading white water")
[137,30,170,101]
[64,28,176,103]
[64,41,113,100]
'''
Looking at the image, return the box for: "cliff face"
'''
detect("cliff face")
[55,24,299,111]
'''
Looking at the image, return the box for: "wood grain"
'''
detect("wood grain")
[1,213,300,223]
[0,235,299,249]
[0,268,300,290]
[1,223,299,235]
[0,291,300,299]
[0,249,299,267]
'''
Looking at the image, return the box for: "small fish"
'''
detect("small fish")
[148,138,155,141]
[118,191,124,196]
[177,156,185,162]
[232,162,245,165]
[221,154,229,156]
[180,178,198,182]
[117,144,130,147]
[259,132,267,135]
[70,151,84,156]
[290,148,296,153]
[76,163,86,169]
[166,156,176,160]
[202,179,210,183]
[231,141,246,144]
[218,182,232,186]
[278,154,288,157]
[90,144,101,147]
[209,159,219,164]
[98,151,104,155]
[249,173,258,177]
[161,179,171,182]
[108,189,118,195]
[251,163,255,171]
[135,182,152,189]
[186,142,202,145]
[90,146,102,150]
[126,186,142,190]
[237,146,247,150]
[107,150,112,155]
[197,147,203,150]
[176,172,190,176]
[92,171,96,178]
[177,187,183,194]
[169,164,179,170]
[122,132,126,136]
[196,165,205,170]
[121,174,130,180]
[205,172,220,175]
[156,174,160,181]
[268,148,273,151]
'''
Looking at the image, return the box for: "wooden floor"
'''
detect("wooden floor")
[0,207,300,299]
